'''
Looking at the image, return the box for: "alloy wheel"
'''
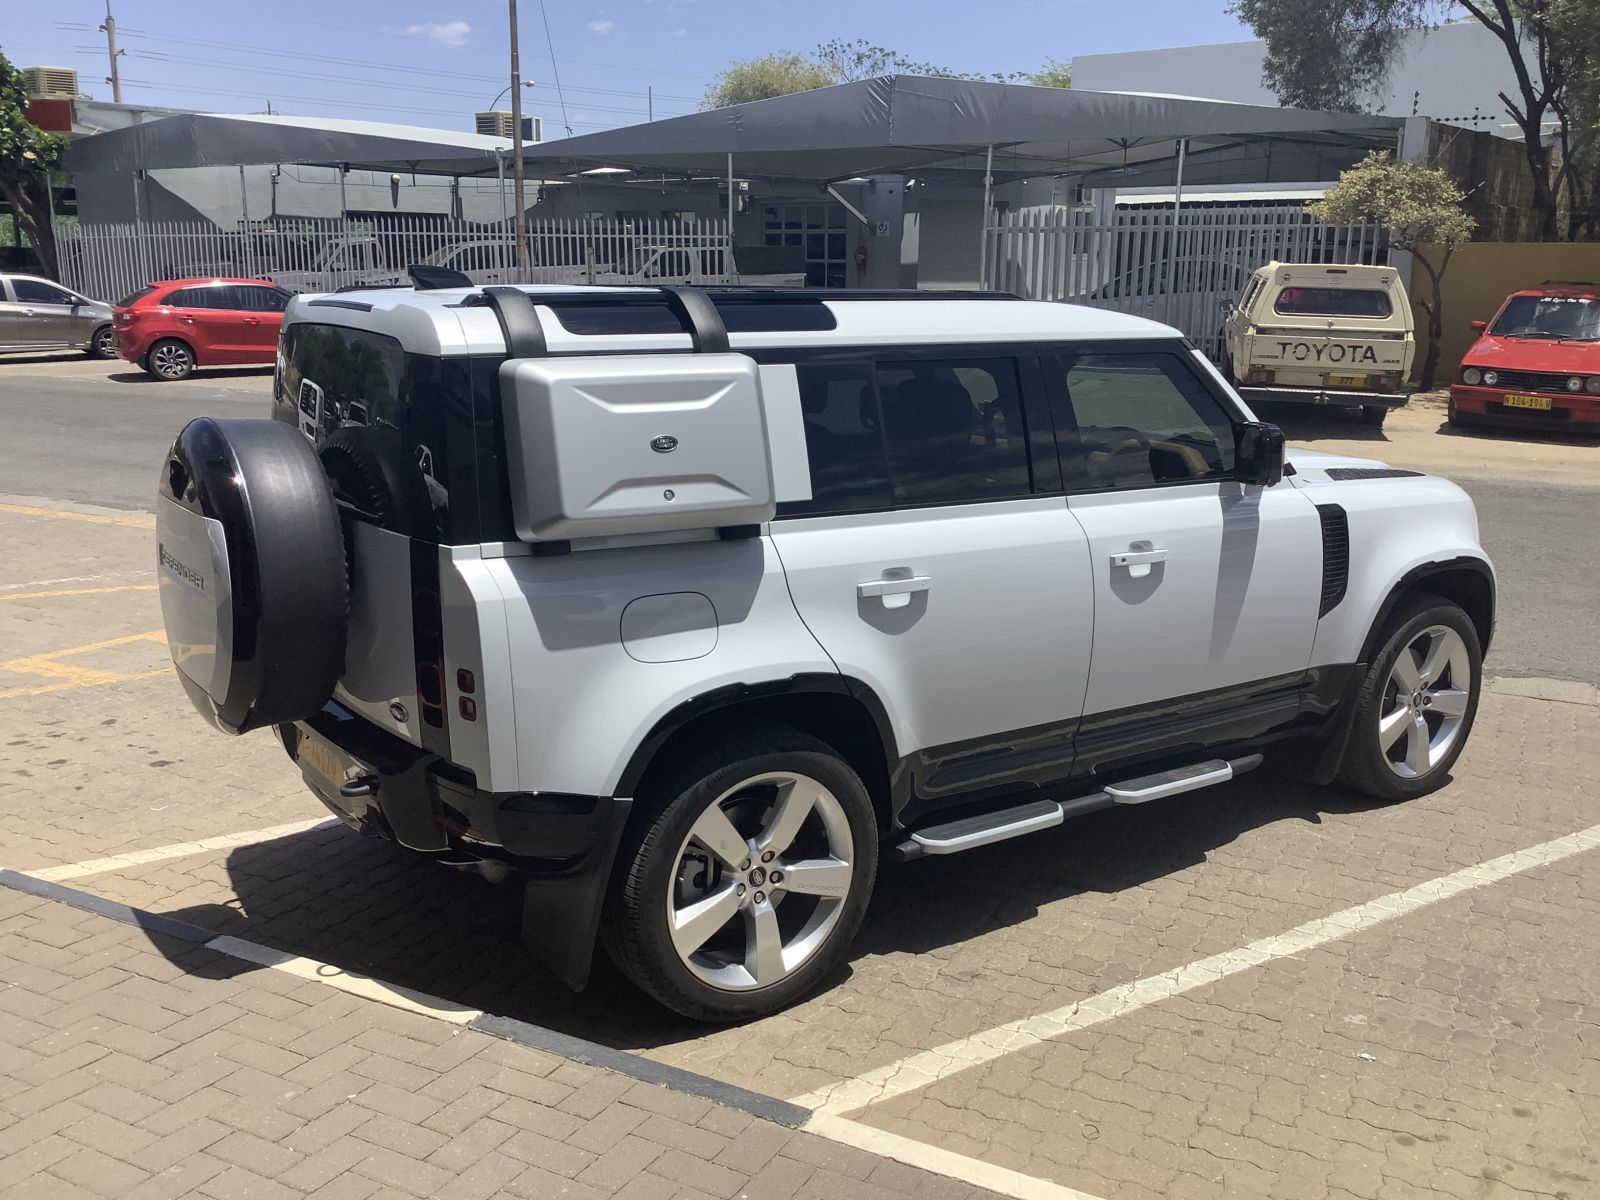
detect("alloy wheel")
[667,771,854,992]
[1378,624,1472,779]
[92,326,116,357]
[151,342,192,379]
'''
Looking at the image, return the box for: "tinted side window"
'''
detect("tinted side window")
[238,285,289,312]
[877,358,1031,506]
[791,362,892,515]
[166,286,229,309]
[13,279,74,304]
[1061,353,1235,490]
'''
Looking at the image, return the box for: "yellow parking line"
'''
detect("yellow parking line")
[0,502,155,530]
[0,669,168,701]
[0,629,168,696]
[0,583,158,603]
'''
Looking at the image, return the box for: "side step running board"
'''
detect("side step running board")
[895,753,1263,861]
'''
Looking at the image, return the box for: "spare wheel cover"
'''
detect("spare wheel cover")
[156,417,348,734]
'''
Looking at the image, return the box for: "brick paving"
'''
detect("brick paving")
[0,883,1000,1200]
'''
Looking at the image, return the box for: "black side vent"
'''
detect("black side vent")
[1317,504,1350,617]
[1323,467,1424,481]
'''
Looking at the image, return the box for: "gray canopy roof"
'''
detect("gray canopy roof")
[510,75,1406,184]
[66,112,510,175]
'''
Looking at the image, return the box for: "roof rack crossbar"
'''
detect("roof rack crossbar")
[658,286,730,353]
[481,286,548,358]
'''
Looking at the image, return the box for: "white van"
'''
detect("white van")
[1221,262,1414,426]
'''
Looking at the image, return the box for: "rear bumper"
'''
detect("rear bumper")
[1450,384,1600,433]
[279,700,631,989]
[1239,385,1409,409]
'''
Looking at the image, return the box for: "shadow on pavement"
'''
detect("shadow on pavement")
[108,367,274,385]
[142,761,1394,1048]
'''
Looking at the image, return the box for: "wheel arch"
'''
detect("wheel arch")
[614,673,902,833]
[1359,556,1495,664]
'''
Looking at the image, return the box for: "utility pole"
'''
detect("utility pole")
[100,0,124,103]
[509,0,529,277]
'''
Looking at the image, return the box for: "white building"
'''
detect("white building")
[1073,21,1538,139]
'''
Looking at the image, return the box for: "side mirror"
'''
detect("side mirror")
[1470,319,1488,333]
[1236,421,1285,488]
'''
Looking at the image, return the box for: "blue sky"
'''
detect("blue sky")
[9,1,1249,136]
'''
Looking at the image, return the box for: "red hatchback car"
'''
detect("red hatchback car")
[115,278,292,380]
[1450,282,1600,433]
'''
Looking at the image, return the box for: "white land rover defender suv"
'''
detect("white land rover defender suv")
[156,283,1493,1021]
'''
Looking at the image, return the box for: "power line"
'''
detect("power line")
[95,46,692,119]
[49,19,710,90]
[536,0,575,139]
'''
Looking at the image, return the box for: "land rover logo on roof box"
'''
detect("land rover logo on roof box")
[650,435,679,453]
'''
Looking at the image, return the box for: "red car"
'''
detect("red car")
[115,278,292,380]
[1450,282,1600,433]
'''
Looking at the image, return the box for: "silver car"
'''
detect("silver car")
[0,273,117,358]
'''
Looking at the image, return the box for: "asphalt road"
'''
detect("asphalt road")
[3,359,1596,684]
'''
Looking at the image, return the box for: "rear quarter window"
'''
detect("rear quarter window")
[274,323,487,544]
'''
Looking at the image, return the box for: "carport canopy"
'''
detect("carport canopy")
[65,112,511,176]
[502,75,1407,185]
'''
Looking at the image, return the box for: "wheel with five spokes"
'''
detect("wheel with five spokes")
[1338,594,1482,801]
[603,724,878,1021]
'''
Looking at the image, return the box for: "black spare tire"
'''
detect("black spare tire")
[156,418,348,735]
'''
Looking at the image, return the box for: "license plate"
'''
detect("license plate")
[296,730,351,792]
[1327,374,1366,388]
[1503,393,1553,411]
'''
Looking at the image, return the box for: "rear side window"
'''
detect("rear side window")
[164,286,230,309]
[877,359,1031,506]
[1273,287,1392,318]
[788,355,1034,515]
[1059,352,1235,489]
[119,286,155,307]
[236,285,290,312]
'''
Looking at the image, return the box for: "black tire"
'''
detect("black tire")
[87,324,117,359]
[1359,405,1389,428]
[1336,593,1482,802]
[318,426,437,541]
[158,418,348,734]
[146,338,195,380]
[603,723,878,1022]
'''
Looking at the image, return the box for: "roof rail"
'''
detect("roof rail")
[480,286,548,358]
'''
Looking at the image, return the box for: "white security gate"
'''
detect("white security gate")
[982,205,1389,361]
[54,215,738,304]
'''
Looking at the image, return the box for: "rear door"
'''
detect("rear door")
[1050,347,1323,766]
[767,350,1095,811]
[178,285,252,362]
[236,284,290,355]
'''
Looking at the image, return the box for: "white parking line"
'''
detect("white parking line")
[805,1113,1110,1200]
[207,934,483,1024]
[794,821,1600,1117]
[24,817,341,881]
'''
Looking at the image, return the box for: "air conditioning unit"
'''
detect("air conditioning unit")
[475,111,541,142]
[24,66,80,100]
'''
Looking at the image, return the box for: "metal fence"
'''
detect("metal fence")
[982,204,1390,361]
[55,214,738,303]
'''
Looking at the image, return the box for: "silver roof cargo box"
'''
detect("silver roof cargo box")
[500,351,775,542]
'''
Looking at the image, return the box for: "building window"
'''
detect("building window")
[762,203,848,287]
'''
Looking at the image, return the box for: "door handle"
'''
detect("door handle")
[858,575,930,611]
[1111,547,1167,579]
[178,316,195,325]
[858,576,931,599]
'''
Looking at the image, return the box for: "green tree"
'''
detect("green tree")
[1310,151,1476,388]
[702,53,838,109]
[1028,60,1073,89]
[1229,0,1598,241]
[703,41,1056,109]
[0,47,65,278]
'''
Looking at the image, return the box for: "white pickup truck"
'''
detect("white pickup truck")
[1221,262,1415,426]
